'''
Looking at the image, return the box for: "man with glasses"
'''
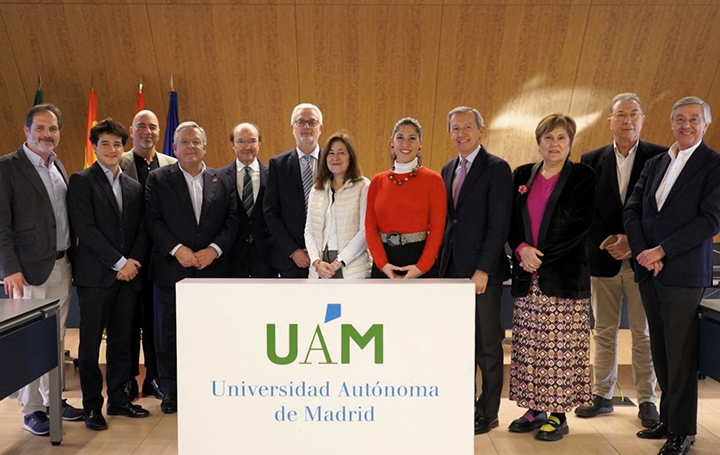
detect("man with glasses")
[264,103,323,278]
[625,96,720,455]
[220,123,277,278]
[577,93,664,427]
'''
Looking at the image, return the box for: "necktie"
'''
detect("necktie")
[301,155,314,209]
[242,166,253,216]
[453,158,467,207]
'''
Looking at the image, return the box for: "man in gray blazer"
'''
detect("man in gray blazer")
[118,109,176,401]
[0,104,84,435]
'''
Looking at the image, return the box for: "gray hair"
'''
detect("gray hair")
[670,96,712,125]
[173,121,207,145]
[610,93,644,114]
[447,106,484,131]
[290,103,323,126]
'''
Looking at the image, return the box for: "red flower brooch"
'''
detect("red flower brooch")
[518,185,530,195]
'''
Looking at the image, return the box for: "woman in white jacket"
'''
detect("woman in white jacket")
[304,131,372,279]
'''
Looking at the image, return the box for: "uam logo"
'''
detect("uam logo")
[266,303,383,365]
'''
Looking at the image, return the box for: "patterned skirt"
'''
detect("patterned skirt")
[509,278,592,413]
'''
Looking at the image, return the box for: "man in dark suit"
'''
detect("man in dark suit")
[625,96,720,455]
[145,121,238,414]
[264,103,323,278]
[67,118,150,431]
[119,109,177,402]
[438,106,513,435]
[219,122,277,278]
[0,104,84,435]
[577,93,664,427]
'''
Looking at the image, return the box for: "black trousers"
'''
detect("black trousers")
[154,283,178,397]
[78,282,136,411]
[234,241,278,278]
[445,257,504,419]
[129,270,158,387]
[370,240,438,278]
[639,277,702,436]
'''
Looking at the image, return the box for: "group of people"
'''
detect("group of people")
[0,94,717,455]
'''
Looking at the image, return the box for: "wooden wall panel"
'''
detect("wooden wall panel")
[1,4,161,172]
[0,7,29,148]
[570,5,720,155]
[430,5,590,171]
[140,5,298,168]
[295,5,443,178]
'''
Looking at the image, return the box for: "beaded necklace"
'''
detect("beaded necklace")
[388,164,421,185]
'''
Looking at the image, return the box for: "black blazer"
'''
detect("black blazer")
[624,141,720,287]
[218,160,274,266]
[263,149,313,271]
[0,147,71,285]
[581,141,667,277]
[508,160,596,299]
[144,163,239,286]
[439,146,513,284]
[67,163,147,290]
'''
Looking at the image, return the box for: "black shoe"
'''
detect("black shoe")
[535,416,569,442]
[659,433,691,455]
[474,415,499,435]
[508,411,547,433]
[47,399,85,421]
[107,402,150,418]
[637,422,668,439]
[85,410,108,431]
[124,379,139,402]
[142,379,165,400]
[160,395,177,414]
[575,394,613,418]
[638,402,660,428]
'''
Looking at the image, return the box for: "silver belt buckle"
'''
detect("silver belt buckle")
[386,232,401,247]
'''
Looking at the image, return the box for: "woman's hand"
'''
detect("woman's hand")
[398,264,423,279]
[381,263,402,279]
[518,246,544,273]
[315,260,336,279]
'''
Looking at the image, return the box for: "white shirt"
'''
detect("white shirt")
[655,140,702,210]
[614,141,638,204]
[97,162,127,271]
[452,145,481,197]
[296,146,320,177]
[235,158,260,204]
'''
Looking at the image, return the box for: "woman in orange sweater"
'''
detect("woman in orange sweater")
[365,117,446,278]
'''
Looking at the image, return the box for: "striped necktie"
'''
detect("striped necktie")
[242,166,253,216]
[301,154,314,209]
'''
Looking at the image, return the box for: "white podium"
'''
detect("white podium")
[177,279,475,454]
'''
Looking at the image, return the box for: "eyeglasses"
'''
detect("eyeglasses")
[293,119,320,128]
[672,116,703,126]
[234,139,258,146]
[611,112,643,121]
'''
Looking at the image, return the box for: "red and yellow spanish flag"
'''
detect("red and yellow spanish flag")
[136,83,144,113]
[84,88,97,168]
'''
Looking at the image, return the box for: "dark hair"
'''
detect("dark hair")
[25,104,63,130]
[314,131,363,189]
[229,122,262,143]
[535,113,577,147]
[89,118,129,146]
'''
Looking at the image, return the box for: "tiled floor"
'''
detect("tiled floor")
[1,330,719,454]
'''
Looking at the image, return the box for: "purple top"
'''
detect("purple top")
[516,172,560,257]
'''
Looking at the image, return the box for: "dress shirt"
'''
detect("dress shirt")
[235,158,260,204]
[452,145,481,197]
[296,146,320,176]
[171,163,222,258]
[22,144,70,251]
[655,140,702,210]
[614,141,638,204]
[97,162,127,271]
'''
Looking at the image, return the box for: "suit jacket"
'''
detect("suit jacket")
[67,163,147,290]
[218,159,274,270]
[508,160,596,299]
[624,141,720,287]
[263,149,314,271]
[144,163,239,286]
[0,147,71,285]
[438,146,513,284]
[581,141,667,277]
[119,149,177,181]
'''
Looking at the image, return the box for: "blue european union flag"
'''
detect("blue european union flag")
[163,91,179,157]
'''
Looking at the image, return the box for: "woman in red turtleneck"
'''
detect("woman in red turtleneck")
[365,117,446,279]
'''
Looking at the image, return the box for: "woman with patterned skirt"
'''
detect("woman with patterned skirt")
[507,113,596,441]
